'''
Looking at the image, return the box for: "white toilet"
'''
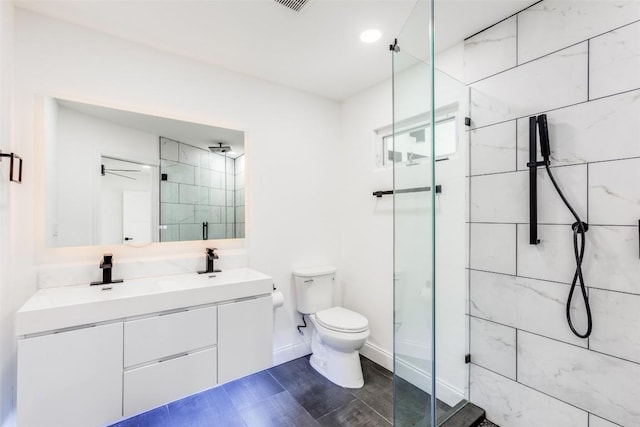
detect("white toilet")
[293,266,370,388]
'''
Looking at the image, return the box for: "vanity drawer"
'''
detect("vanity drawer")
[123,347,217,417]
[124,305,216,367]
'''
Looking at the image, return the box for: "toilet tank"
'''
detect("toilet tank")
[293,266,337,314]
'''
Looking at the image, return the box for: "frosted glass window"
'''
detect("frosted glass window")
[381,116,457,167]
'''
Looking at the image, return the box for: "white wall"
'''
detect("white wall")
[465,2,640,426]
[0,3,16,426]
[339,77,394,368]
[6,7,342,421]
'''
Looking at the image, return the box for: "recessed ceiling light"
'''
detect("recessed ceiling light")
[360,29,382,44]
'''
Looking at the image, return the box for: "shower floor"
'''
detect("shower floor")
[110,355,494,427]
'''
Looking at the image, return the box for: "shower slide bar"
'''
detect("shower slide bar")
[527,116,549,245]
[372,185,442,198]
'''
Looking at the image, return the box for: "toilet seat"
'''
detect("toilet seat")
[315,307,368,333]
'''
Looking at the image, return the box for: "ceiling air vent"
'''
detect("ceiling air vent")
[274,0,310,13]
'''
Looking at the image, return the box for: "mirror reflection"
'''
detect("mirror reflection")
[45,97,245,248]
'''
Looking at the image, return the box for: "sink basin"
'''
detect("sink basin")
[17,268,272,336]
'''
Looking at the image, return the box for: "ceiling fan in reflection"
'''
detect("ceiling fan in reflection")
[101,164,141,180]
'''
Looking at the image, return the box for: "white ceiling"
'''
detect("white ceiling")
[14,0,535,101]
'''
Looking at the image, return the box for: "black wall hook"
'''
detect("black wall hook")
[0,151,22,183]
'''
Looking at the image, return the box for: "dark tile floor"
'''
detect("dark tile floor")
[111,356,494,427]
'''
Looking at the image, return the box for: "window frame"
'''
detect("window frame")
[376,109,458,169]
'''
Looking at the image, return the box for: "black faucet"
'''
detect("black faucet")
[198,248,221,274]
[90,253,124,286]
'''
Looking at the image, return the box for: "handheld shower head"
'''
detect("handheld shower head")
[530,113,592,338]
[537,114,551,162]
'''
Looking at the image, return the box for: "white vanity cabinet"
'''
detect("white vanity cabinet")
[16,269,274,426]
[218,295,273,383]
[17,323,123,427]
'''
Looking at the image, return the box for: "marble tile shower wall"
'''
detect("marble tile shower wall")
[464,2,640,427]
[160,137,237,241]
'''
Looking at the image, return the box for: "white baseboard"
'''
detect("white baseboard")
[273,341,394,372]
[395,357,466,407]
[272,341,311,367]
[395,338,431,361]
[360,341,393,372]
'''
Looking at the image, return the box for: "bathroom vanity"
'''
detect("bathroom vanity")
[16,268,273,427]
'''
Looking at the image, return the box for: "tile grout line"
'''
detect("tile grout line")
[585,161,589,349]
[468,221,639,228]
[314,396,359,424]
[468,18,640,87]
[515,328,518,383]
[587,284,591,351]
[469,155,640,178]
[587,38,591,101]
[586,162,590,226]
[219,382,250,426]
[515,12,519,67]
[472,363,591,417]
[469,313,640,367]
[467,38,586,86]
[268,361,366,423]
[514,117,518,172]
[514,224,518,277]
[588,412,624,427]
[467,87,640,132]
[469,266,640,297]
[265,368,295,408]
[355,396,393,426]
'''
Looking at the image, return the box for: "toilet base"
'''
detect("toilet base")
[310,331,364,389]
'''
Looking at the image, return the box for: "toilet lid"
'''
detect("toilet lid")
[315,307,369,333]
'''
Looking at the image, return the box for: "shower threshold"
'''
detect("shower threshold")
[439,402,491,427]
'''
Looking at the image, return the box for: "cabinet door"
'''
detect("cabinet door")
[218,295,273,383]
[17,323,123,427]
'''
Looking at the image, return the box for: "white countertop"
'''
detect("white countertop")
[17,268,273,336]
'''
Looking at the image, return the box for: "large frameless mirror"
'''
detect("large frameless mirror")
[43,97,245,248]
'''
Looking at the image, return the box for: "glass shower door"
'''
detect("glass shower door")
[392,2,436,424]
[392,0,469,425]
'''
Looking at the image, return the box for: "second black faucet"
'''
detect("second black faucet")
[90,253,124,286]
[199,248,221,274]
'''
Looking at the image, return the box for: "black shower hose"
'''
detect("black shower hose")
[544,164,592,338]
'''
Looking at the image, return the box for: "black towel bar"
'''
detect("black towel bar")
[373,185,442,198]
